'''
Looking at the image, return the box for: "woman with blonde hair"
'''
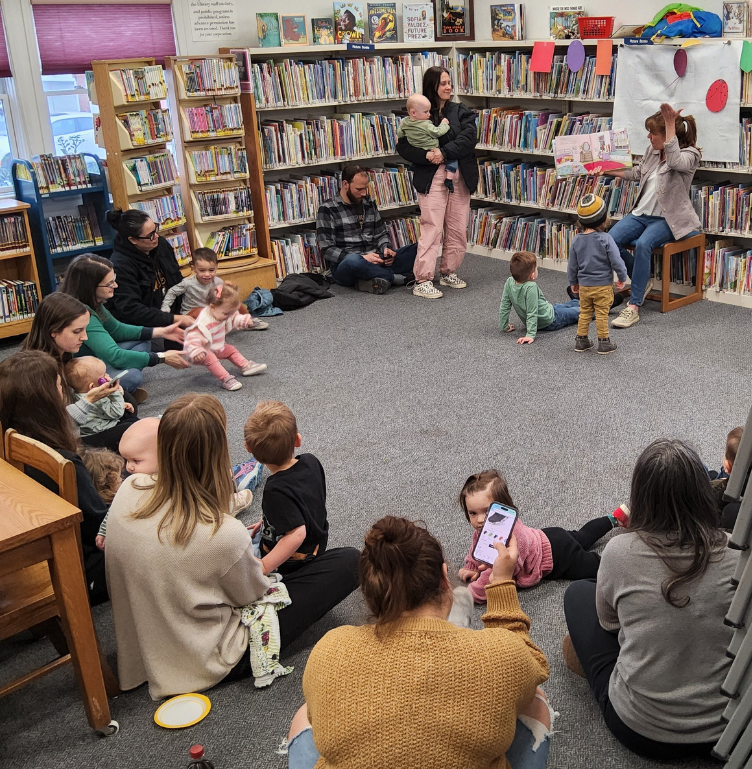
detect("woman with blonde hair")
[105,393,359,699]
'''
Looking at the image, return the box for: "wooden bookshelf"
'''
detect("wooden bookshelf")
[167,55,275,294]
[91,57,191,268]
[0,200,42,338]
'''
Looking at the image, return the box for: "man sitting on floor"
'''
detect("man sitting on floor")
[316,164,417,295]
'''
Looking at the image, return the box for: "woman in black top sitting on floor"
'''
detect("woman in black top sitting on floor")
[106,208,193,331]
[0,350,108,604]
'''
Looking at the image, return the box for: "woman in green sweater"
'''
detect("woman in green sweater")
[60,254,188,395]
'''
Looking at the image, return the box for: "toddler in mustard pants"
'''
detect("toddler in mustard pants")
[567,194,628,355]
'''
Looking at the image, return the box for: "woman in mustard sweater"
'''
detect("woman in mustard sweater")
[287,516,553,769]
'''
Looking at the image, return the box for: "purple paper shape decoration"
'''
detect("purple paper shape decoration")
[674,49,687,77]
[706,79,728,113]
[567,40,586,72]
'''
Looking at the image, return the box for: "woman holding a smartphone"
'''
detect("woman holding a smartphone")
[285,516,554,769]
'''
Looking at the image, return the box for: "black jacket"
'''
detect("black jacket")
[397,100,478,194]
[106,234,183,327]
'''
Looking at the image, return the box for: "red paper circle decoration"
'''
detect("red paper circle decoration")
[706,79,728,113]
[674,49,687,77]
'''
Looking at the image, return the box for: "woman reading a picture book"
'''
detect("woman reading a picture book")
[397,66,478,300]
[602,103,701,329]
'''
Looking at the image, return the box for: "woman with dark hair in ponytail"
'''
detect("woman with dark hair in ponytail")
[563,439,737,760]
[106,208,194,330]
[604,103,702,328]
[286,516,553,769]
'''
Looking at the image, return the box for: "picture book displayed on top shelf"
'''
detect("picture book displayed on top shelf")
[491,4,524,41]
[257,13,281,47]
[403,3,435,42]
[334,2,366,43]
[368,3,398,43]
[281,15,308,46]
[435,0,474,40]
[723,2,747,37]
[549,5,584,39]
[312,18,336,44]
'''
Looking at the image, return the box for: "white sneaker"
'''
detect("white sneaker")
[439,272,467,289]
[231,489,253,516]
[643,278,654,298]
[611,306,640,328]
[242,362,267,376]
[413,280,443,299]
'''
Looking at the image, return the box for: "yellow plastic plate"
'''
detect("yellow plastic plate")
[154,693,211,729]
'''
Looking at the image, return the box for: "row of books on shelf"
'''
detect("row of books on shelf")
[31,154,92,193]
[457,51,616,101]
[165,230,191,267]
[125,152,179,191]
[45,205,104,254]
[195,186,253,219]
[691,180,752,235]
[0,214,28,254]
[119,108,172,146]
[477,109,612,155]
[261,112,399,169]
[132,193,186,229]
[265,166,415,226]
[115,66,167,102]
[467,207,752,298]
[386,214,420,250]
[251,52,450,110]
[0,279,39,324]
[476,159,640,218]
[205,223,258,259]
[178,59,240,97]
[183,103,244,139]
[188,146,248,182]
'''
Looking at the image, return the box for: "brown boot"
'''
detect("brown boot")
[563,634,585,677]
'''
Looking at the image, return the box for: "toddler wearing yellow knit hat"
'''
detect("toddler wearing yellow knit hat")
[567,194,628,355]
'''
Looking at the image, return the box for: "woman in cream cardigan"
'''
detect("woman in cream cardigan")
[286,516,553,769]
[605,103,701,329]
[105,393,359,699]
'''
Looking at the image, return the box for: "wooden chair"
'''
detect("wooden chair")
[0,428,119,701]
[646,233,706,313]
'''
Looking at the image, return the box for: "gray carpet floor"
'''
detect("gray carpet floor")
[1,252,751,768]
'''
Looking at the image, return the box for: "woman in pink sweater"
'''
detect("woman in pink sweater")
[184,281,267,391]
[459,470,627,602]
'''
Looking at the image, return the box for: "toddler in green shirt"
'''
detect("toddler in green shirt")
[397,93,458,192]
[498,251,581,344]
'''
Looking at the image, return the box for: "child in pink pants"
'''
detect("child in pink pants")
[184,281,267,391]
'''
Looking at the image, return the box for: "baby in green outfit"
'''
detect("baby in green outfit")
[397,93,458,192]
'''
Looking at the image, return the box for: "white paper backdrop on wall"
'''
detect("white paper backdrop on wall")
[613,41,742,163]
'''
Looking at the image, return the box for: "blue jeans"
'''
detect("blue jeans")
[288,719,551,769]
[607,214,674,307]
[331,243,417,287]
[105,340,150,392]
[541,299,580,332]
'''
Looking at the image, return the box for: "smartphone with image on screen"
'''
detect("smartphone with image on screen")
[472,502,518,566]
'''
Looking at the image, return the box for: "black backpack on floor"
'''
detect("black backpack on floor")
[271,273,334,311]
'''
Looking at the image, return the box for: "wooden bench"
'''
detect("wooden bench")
[646,233,705,313]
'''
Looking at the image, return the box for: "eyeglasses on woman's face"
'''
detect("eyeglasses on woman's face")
[98,274,117,288]
[134,226,159,241]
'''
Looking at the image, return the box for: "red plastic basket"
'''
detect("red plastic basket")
[577,16,614,39]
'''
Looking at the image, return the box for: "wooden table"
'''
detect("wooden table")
[0,458,115,734]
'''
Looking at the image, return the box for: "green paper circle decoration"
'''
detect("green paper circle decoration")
[742,40,752,74]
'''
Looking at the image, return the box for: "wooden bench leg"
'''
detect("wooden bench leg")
[649,234,706,313]
[48,526,112,732]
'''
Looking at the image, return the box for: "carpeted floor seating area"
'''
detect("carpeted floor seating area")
[1,252,750,769]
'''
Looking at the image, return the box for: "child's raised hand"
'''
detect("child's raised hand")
[615,280,626,291]
[193,350,207,364]
[505,323,515,332]
[517,336,535,345]
[458,568,480,583]
[490,533,519,583]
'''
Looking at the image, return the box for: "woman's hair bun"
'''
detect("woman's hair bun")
[105,208,123,228]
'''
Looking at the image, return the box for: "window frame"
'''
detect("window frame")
[0,92,20,196]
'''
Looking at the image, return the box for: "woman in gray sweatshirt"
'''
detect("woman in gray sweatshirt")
[562,439,737,760]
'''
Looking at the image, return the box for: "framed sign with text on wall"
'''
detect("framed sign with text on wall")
[433,0,474,40]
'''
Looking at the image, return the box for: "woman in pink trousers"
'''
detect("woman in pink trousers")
[397,66,479,299]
